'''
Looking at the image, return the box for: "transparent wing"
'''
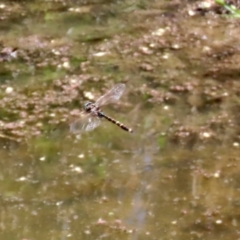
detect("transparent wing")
[95,83,126,107]
[70,115,101,133]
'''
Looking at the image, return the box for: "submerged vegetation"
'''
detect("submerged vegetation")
[215,0,240,17]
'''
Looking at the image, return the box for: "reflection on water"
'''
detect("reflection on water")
[1,120,240,240]
[127,151,155,240]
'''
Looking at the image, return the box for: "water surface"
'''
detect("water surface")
[0,0,240,239]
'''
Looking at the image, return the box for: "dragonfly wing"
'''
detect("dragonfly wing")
[70,115,101,133]
[95,83,125,107]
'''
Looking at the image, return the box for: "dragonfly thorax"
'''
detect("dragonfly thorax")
[83,102,94,112]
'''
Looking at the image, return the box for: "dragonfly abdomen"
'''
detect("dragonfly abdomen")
[101,112,133,133]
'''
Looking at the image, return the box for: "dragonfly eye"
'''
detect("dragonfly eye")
[84,102,92,112]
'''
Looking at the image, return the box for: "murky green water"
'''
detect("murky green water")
[0,0,240,239]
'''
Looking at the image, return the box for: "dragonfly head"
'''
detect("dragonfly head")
[83,102,93,113]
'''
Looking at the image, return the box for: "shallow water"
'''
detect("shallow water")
[0,0,240,239]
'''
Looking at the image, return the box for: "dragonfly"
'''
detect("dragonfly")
[70,83,133,133]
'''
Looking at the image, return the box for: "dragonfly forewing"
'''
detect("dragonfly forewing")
[70,115,101,133]
[95,83,125,107]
